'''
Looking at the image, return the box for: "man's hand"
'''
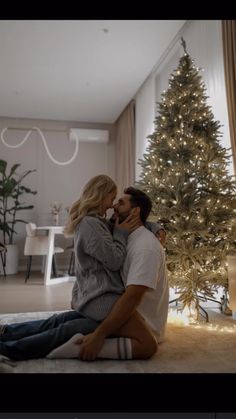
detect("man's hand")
[78,331,105,361]
[156,229,166,246]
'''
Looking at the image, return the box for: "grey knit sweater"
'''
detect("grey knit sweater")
[71,215,129,321]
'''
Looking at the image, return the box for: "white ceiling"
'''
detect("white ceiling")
[0,20,185,124]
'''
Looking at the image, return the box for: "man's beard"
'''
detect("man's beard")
[117,210,131,224]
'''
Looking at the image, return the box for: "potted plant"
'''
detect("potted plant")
[0,159,37,274]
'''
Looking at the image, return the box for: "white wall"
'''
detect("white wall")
[0,117,116,270]
[135,20,233,179]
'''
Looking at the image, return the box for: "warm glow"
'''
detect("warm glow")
[168,307,236,333]
[168,307,198,326]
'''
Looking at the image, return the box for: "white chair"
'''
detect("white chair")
[24,222,64,283]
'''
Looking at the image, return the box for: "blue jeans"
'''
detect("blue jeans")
[0,310,99,360]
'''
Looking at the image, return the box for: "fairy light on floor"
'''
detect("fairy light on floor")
[168,306,197,326]
[168,307,236,333]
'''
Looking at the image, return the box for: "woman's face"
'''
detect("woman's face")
[100,189,117,216]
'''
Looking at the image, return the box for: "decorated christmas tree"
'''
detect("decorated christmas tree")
[137,38,236,313]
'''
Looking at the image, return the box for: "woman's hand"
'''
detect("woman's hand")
[116,213,140,233]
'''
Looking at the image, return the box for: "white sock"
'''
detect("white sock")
[47,335,132,360]
[46,333,84,358]
[98,337,132,359]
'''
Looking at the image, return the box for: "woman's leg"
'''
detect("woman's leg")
[0,315,99,360]
[0,311,82,341]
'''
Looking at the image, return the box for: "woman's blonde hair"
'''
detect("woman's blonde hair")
[64,174,117,235]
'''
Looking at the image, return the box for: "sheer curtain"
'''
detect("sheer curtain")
[115,100,135,195]
[222,20,236,174]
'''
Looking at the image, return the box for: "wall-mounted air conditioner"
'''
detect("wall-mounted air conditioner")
[69,128,109,143]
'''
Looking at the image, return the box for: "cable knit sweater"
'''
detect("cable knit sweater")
[71,215,129,321]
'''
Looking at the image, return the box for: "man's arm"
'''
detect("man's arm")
[78,284,148,359]
[145,221,166,246]
[156,228,166,246]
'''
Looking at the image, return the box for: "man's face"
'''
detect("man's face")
[113,194,132,223]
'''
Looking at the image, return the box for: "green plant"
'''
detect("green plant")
[0,159,37,245]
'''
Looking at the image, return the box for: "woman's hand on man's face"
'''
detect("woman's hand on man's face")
[116,213,140,233]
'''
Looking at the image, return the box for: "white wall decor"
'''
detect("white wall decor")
[1,126,79,166]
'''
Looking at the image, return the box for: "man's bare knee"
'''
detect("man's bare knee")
[143,335,158,359]
[133,334,158,359]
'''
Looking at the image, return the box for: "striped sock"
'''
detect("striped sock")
[47,335,132,360]
[98,337,132,359]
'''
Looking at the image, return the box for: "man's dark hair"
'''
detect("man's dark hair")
[124,187,152,223]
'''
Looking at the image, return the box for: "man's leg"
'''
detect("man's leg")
[47,332,133,360]
[48,311,157,360]
[0,315,99,360]
[111,311,158,359]
[0,311,81,341]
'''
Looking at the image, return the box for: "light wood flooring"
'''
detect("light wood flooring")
[0,272,74,313]
[0,272,230,320]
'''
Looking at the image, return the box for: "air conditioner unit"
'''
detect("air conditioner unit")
[69,128,109,143]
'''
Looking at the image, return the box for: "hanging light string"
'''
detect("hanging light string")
[0,126,79,166]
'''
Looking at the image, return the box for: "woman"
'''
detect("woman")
[65,174,137,322]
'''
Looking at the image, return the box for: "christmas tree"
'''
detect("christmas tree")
[137,38,236,312]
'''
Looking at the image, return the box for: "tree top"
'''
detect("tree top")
[181,37,188,54]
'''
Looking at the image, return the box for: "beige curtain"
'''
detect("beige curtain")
[222,20,236,173]
[115,100,135,195]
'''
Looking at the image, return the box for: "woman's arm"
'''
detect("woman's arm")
[78,215,137,271]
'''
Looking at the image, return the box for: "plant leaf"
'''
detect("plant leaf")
[8,164,21,179]
[0,159,7,175]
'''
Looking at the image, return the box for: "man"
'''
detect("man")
[48,187,169,361]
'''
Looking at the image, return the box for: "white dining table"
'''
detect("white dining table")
[36,225,75,285]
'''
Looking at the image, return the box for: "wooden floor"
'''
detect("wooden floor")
[0,272,74,313]
[0,272,227,316]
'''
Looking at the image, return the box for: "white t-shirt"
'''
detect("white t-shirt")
[121,226,169,342]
